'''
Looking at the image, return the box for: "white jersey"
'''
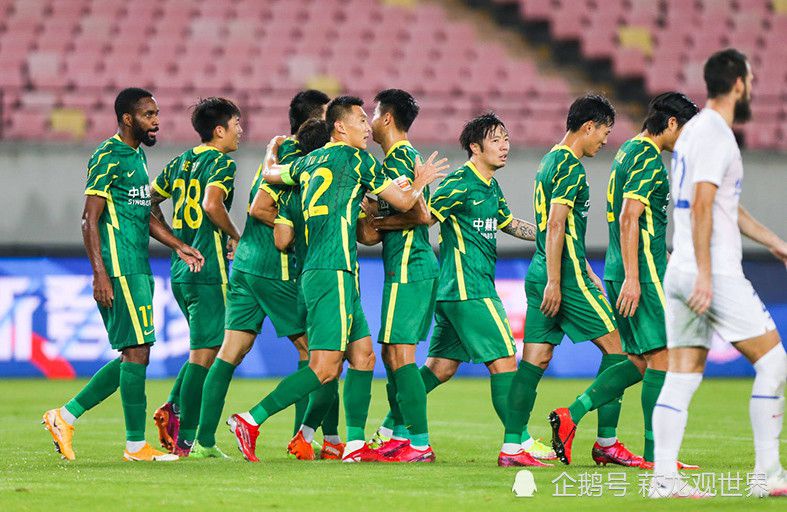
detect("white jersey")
[668,108,744,277]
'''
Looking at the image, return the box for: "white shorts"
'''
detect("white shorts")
[664,268,776,349]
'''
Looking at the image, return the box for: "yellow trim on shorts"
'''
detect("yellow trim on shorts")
[382,283,399,343]
[280,252,289,281]
[118,276,145,344]
[213,232,228,285]
[565,235,616,332]
[337,271,348,351]
[400,230,414,283]
[641,229,666,307]
[221,283,227,305]
[484,298,514,356]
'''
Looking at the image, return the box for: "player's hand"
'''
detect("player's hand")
[541,280,561,317]
[177,245,205,273]
[360,196,379,218]
[588,270,604,294]
[687,272,713,315]
[616,278,641,318]
[226,238,239,260]
[93,271,114,308]
[413,152,449,188]
[266,135,288,163]
[769,239,787,264]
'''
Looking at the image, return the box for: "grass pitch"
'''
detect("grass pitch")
[1,377,783,511]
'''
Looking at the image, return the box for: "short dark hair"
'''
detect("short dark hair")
[459,112,507,158]
[374,88,420,132]
[642,92,699,135]
[704,48,748,98]
[325,96,364,134]
[566,94,616,132]
[114,87,153,123]
[191,97,241,143]
[296,118,330,154]
[289,89,330,134]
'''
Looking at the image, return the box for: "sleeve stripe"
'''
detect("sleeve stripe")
[429,206,446,222]
[206,182,230,195]
[274,217,294,226]
[551,198,574,207]
[260,183,281,201]
[85,189,110,199]
[498,215,513,230]
[622,192,650,206]
[371,179,393,195]
[152,182,171,198]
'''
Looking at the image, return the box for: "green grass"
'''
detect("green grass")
[0,377,783,511]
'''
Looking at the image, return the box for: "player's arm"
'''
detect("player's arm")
[688,181,717,314]
[369,196,432,231]
[501,218,537,240]
[260,135,292,185]
[203,186,242,259]
[738,204,787,263]
[149,215,205,273]
[82,195,113,308]
[149,189,172,234]
[541,203,569,317]
[616,198,645,317]
[376,152,448,212]
[273,222,294,251]
[249,186,279,227]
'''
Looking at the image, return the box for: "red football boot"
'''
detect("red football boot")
[153,402,180,453]
[640,460,701,471]
[342,443,387,463]
[319,439,345,460]
[387,445,435,463]
[498,450,553,467]
[376,438,410,457]
[549,408,577,465]
[227,414,260,462]
[287,431,315,460]
[591,440,644,467]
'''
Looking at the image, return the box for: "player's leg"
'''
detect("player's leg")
[289,332,310,436]
[175,346,218,455]
[639,348,667,466]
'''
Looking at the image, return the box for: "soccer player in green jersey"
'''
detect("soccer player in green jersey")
[502,94,643,467]
[190,91,330,459]
[350,89,439,462]
[42,88,204,462]
[604,92,698,468]
[227,96,447,463]
[149,97,243,457]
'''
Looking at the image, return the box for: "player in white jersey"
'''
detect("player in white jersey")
[650,49,787,498]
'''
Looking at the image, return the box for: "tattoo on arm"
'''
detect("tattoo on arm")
[502,218,537,241]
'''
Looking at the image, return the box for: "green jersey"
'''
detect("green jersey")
[275,185,307,278]
[232,140,301,280]
[603,136,669,283]
[377,140,439,283]
[528,145,591,285]
[153,145,236,284]
[84,134,152,277]
[429,161,513,301]
[283,141,392,273]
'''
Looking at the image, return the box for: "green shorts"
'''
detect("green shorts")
[172,282,226,349]
[427,297,516,363]
[224,269,305,338]
[605,279,667,355]
[523,276,617,345]
[301,269,369,352]
[98,274,156,351]
[378,279,437,344]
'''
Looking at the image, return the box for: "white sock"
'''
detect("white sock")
[324,435,342,445]
[59,407,77,425]
[501,442,521,455]
[377,426,393,439]
[126,440,146,453]
[411,444,429,451]
[652,371,702,478]
[521,437,534,450]
[238,412,257,426]
[750,343,787,476]
[596,437,617,447]
[344,439,365,455]
[391,435,408,441]
[299,425,315,443]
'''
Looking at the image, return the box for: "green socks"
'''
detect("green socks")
[321,384,340,436]
[178,362,209,443]
[119,362,147,442]
[641,368,666,462]
[249,365,322,425]
[302,378,339,430]
[594,353,627,438]
[567,355,643,425]
[168,362,188,407]
[503,361,544,444]
[490,371,515,426]
[382,364,404,431]
[395,363,429,446]
[65,357,121,418]
[293,360,309,435]
[196,358,236,447]
[420,365,442,393]
[343,368,373,442]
